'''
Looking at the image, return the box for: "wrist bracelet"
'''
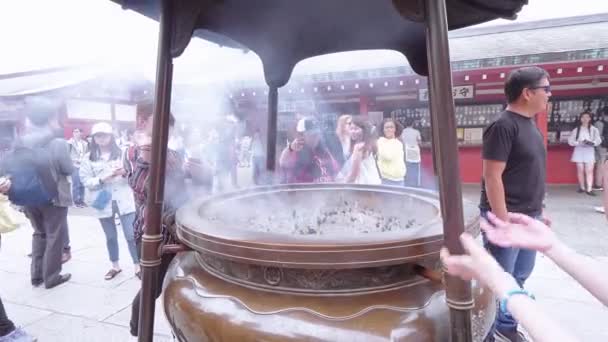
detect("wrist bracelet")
[499,288,535,315]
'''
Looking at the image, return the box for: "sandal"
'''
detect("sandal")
[104,268,122,280]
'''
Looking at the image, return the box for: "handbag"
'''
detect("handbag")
[405,144,421,163]
[91,188,112,211]
[0,195,27,234]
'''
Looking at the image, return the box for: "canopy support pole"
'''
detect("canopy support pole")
[266,86,279,171]
[424,0,474,341]
[138,0,174,340]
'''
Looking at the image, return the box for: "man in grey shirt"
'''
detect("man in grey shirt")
[2,100,74,289]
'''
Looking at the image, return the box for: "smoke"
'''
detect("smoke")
[0,16,439,198]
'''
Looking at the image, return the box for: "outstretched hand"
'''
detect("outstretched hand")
[482,212,557,253]
[441,233,517,297]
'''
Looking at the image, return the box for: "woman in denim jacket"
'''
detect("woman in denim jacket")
[80,122,139,280]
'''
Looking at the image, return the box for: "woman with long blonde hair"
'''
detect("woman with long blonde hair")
[325,114,352,168]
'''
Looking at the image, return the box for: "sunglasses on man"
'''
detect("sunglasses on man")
[528,85,551,93]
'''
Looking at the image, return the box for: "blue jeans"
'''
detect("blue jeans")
[405,162,421,187]
[480,210,537,337]
[72,169,84,204]
[99,201,139,264]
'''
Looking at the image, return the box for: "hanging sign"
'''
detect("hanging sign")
[418,85,474,101]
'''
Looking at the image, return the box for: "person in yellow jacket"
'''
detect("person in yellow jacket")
[376,119,406,186]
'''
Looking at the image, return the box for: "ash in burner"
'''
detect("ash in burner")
[209,198,420,235]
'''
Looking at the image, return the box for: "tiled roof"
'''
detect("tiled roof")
[449,13,608,61]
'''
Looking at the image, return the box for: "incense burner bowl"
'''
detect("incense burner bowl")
[164,184,495,341]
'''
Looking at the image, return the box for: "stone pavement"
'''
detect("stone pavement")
[0,213,172,342]
[0,185,606,341]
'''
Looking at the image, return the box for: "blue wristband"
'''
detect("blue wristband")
[499,289,535,315]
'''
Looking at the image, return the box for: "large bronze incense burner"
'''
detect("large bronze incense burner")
[109,0,529,341]
[163,184,494,341]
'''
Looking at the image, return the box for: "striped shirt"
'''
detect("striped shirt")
[124,145,186,243]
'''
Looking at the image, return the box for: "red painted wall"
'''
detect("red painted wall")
[546,145,578,184]
[420,146,484,187]
[420,144,579,186]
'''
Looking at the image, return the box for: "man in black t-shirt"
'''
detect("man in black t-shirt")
[479,66,551,342]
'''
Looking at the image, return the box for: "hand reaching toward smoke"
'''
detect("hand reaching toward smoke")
[440,233,517,298]
[482,212,557,253]
[442,232,580,342]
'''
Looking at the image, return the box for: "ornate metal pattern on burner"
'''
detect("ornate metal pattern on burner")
[198,254,420,294]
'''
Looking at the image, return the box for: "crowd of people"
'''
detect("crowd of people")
[0,101,193,341]
[278,114,423,187]
[1,66,608,342]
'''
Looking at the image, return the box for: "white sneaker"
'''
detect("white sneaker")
[594,206,605,214]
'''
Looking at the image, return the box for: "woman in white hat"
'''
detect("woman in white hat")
[79,122,140,280]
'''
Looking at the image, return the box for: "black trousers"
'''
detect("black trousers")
[63,219,71,253]
[24,205,68,287]
[129,240,175,337]
[0,296,16,337]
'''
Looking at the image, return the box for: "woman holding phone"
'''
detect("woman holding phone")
[337,117,381,185]
[80,122,140,280]
[568,111,602,195]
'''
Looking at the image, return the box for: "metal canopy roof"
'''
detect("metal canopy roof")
[111,0,528,87]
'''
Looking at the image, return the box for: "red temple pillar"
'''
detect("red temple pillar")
[359,95,369,115]
[535,109,548,148]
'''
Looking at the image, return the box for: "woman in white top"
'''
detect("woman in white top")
[338,117,381,185]
[568,111,602,195]
[336,114,352,160]
[400,119,422,187]
[80,122,140,280]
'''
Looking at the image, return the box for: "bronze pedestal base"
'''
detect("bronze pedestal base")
[163,252,495,342]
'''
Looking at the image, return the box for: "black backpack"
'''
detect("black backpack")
[2,140,58,207]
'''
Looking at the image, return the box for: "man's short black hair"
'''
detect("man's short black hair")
[25,97,59,127]
[504,66,549,103]
[137,102,175,127]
